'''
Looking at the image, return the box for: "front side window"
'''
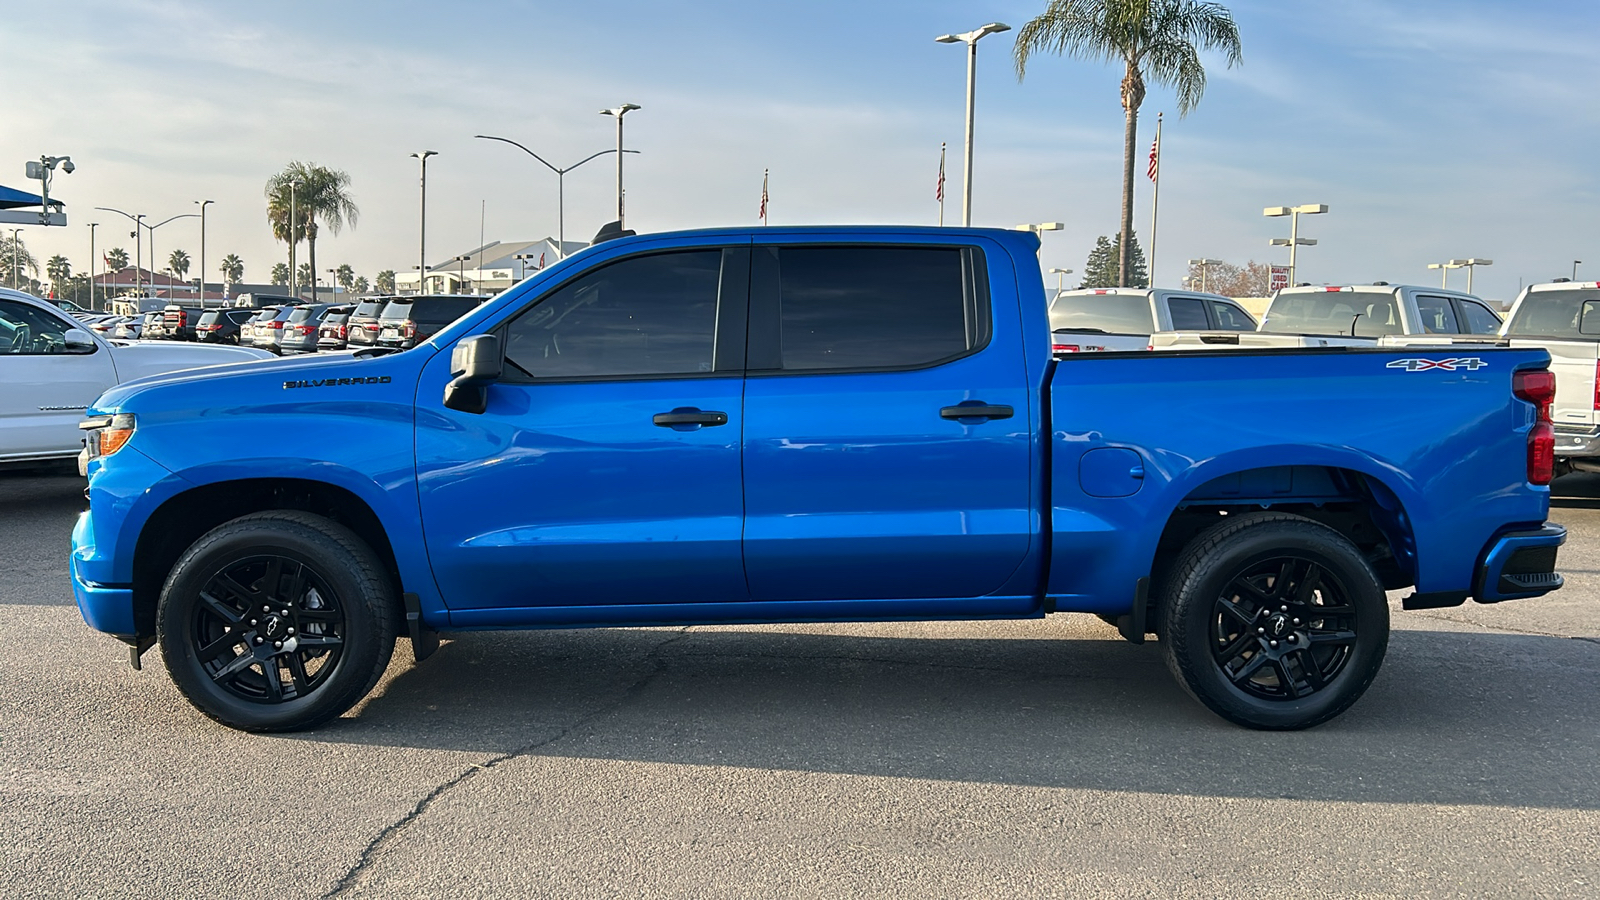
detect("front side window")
[1414,295,1460,334]
[0,299,72,354]
[501,249,723,380]
[766,245,984,372]
[1210,300,1255,331]
[1458,300,1502,335]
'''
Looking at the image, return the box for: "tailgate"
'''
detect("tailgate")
[1508,338,1598,427]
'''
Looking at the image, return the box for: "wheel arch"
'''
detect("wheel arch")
[130,478,404,637]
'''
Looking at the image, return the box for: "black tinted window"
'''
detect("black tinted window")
[354,301,385,316]
[411,298,478,324]
[772,246,982,371]
[1167,297,1210,330]
[1458,300,1502,335]
[197,311,222,326]
[502,249,722,380]
[379,301,412,322]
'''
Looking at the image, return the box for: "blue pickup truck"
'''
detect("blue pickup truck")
[69,226,1565,733]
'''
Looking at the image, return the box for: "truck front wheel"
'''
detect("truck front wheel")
[157,511,397,732]
[1160,512,1388,730]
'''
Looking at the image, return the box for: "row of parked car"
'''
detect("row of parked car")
[74,295,485,355]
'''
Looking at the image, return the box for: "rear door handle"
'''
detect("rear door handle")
[653,408,729,428]
[940,403,1014,421]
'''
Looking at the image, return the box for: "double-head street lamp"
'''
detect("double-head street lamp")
[936,22,1010,227]
[454,254,472,292]
[94,207,145,297]
[474,135,637,261]
[1429,257,1493,292]
[144,213,198,296]
[599,104,641,229]
[513,252,541,281]
[1188,258,1225,293]
[1265,204,1327,286]
[1575,260,1584,281]
[1047,267,1074,292]
[196,200,213,301]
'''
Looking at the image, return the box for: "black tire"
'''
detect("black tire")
[157,511,397,732]
[1160,511,1388,730]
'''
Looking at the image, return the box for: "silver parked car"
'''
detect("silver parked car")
[241,306,282,350]
[277,304,335,354]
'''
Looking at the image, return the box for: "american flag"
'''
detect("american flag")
[759,169,769,224]
[936,143,946,202]
[1147,129,1160,182]
[538,251,545,269]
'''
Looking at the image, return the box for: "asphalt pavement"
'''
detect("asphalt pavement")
[1,469,1596,898]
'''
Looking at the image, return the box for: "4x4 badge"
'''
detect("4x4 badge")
[1385,357,1487,372]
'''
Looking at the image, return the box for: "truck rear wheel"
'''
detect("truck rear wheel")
[1160,512,1388,730]
[157,511,397,732]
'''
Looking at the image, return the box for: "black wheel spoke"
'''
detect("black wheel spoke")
[1273,658,1301,698]
[296,608,340,624]
[1229,652,1268,684]
[1308,629,1357,646]
[259,661,283,701]
[296,635,343,651]
[261,558,283,605]
[197,631,244,663]
[1294,564,1323,604]
[198,591,244,626]
[1231,577,1273,605]
[210,653,255,684]
[214,572,259,604]
[283,562,306,608]
[1296,649,1327,689]
[1218,598,1256,627]
[287,655,312,696]
[1217,631,1255,663]
[1272,561,1296,599]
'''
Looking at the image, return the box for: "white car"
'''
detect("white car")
[0,288,274,466]
[1500,279,1600,474]
[1048,287,1256,353]
[1153,283,1502,350]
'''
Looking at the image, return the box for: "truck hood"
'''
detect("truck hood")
[107,340,275,384]
[92,347,433,415]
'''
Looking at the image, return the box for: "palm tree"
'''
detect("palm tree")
[46,255,71,297]
[265,162,359,298]
[375,270,395,294]
[1015,0,1241,286]
[352,275,370,295]
[270,263,290,286]
[220,253,244,285]
[1,234,39,289]
[107,247,129,271]
[168,249,190,280]
[335,263,354,295]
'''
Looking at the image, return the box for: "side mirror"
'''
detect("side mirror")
[63,328,97,354]
[443,334,502,414]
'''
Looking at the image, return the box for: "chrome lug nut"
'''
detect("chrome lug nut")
[1280,604,1289,611]
[1257,627,1266,634]
[254,637,263,645]
[273,641,282,650]
[286,627,295,635]
[263,605,271,612]
[1292,618,1301,625]
[1269,640,1279,648]
[250,619,257,626]
[1287,634,1298,643]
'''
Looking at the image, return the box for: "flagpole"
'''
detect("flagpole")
[1148,112,1163,286]
[760,169,769,226]
[938,143,946,227]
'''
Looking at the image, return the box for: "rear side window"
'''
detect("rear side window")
[1263,290,1403,337]
[758,245,986,372]
[1458,300,1501,335]
[1414,295,1460,333]
[1167,297,1210,330]
[286,307,319,324]
[197,311,222,326]
[501,249,724,380]
[379,301,413,322]
[354,301,385,317]
[324,311,351,325]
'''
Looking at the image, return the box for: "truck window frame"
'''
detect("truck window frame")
[744,242,991,375]
[492,246,750,385]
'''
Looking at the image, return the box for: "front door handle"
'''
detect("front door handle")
[940,403,1014,422]
[653,408,729,429]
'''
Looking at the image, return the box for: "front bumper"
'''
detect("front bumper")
[1554,424,1600,459]
[70,511,137,636]
[1474,523,1566,603]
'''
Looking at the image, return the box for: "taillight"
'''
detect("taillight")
[268,321,283,330]
[1593,360,1599,412]
[402,322,416,338]
[1053,343,1080,353]
[1514,369,1556,485]
[338,324,349,339]
[364,322,379,331]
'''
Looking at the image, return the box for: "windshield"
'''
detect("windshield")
[286,307,320,324]
[1506,288,1600,338]
[251,308,279,323]
[1261,290,1402,337]
[379,301,413,322]
[1048,294,1154,334]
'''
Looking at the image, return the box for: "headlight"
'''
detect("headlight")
[79,413,137,467]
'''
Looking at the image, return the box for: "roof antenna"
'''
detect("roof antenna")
[591,220,635,245]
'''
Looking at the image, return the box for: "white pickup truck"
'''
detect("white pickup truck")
[1500,280,1600,474]
[1151,283,1503,350]
[0,288,273,466]
[1048,287,1255,352]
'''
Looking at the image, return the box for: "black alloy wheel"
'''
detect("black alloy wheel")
[190,556,346,704]
[1161,511,1389,730]
[159,511,397,732]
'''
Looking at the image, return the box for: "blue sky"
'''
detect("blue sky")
[4,0,1597,300]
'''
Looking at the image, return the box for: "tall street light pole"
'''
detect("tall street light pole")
[1048,267,1073,292]
[287,180,302,298]
[88,222,98,310]
[1265,204,1327,286]
[410,151,436,296]
[143,214,198,299]
[1576,260,1584,281]
[475,135,634,261]
[599,104,641,229]
[196,200,213,303]
[8,228,20,290]
[936,22,1010,227]
[1427,260,1466,289]
[95,207,147,300]
[1012,222,1063,258]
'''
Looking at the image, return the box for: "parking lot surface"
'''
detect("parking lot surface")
[2,470,1597,898]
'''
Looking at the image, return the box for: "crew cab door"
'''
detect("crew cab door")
[415,244,751,611]
[740,237,1034,602]
[0,298,117,461]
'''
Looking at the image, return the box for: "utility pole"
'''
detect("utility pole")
[411,151,437,294]
[599,104,641,229]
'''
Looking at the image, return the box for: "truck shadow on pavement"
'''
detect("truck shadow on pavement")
[314,623,1600,810]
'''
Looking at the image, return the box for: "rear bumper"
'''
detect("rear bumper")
[1474,523,1566,603]
[1554,424,1600,459]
